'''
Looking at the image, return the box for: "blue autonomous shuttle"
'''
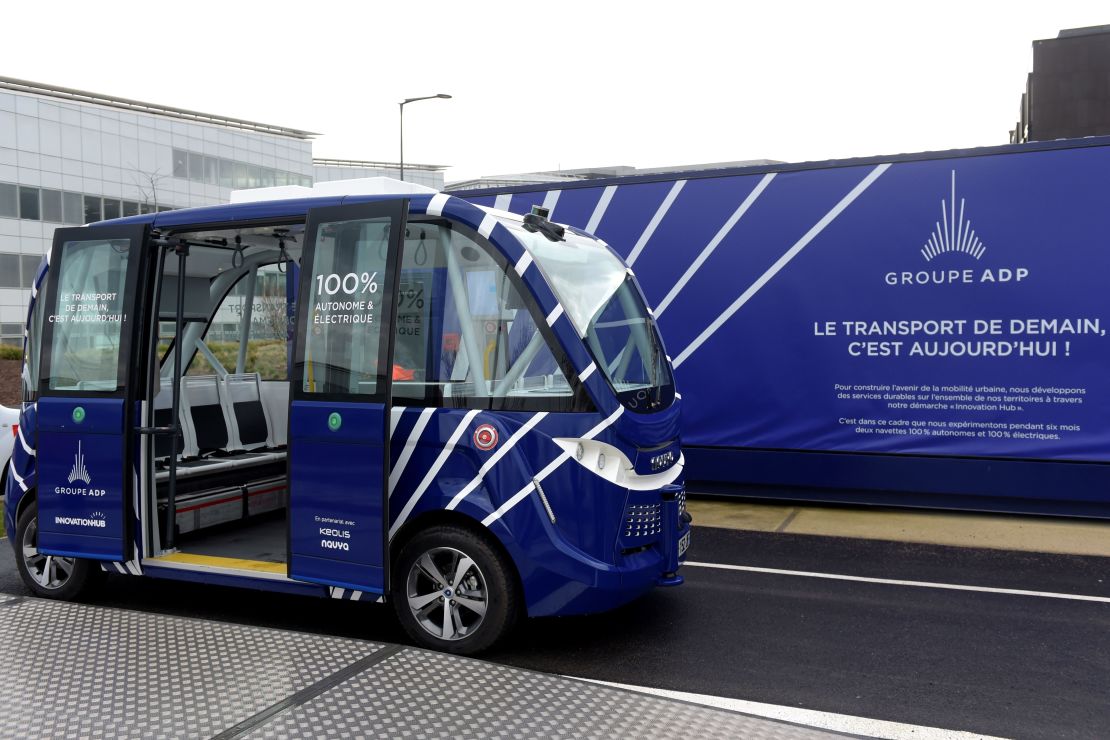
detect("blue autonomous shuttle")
[5,184,690,653]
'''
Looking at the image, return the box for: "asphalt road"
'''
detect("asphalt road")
[1,526,1107,739]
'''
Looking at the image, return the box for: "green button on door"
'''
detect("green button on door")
[72,406,86,423]
[328,412,342,431]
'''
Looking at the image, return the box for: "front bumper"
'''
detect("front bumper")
[523,484,691,617]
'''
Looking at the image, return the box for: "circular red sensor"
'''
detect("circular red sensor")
[474,423,499,451]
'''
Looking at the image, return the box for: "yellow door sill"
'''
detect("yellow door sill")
[146,552,287,575]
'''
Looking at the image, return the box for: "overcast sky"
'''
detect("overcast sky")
[3,2,1107,182]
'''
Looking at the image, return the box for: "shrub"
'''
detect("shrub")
[0,345,22,361]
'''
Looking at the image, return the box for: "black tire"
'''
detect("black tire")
[392,524,519,655]
[14,501,101,599]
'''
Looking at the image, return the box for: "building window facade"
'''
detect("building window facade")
[173,148,311,190]
[0,181,174,224]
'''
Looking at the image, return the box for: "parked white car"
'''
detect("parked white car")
[0,404,18,494]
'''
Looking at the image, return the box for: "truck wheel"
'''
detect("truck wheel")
[392,524,519,655]
[15,502,100,599]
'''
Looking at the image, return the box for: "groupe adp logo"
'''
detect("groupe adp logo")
[55,441,107,498]
[885,170,1028,286]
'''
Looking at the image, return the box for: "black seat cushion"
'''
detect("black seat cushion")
[234,401,269,448]
[191,403,228,453]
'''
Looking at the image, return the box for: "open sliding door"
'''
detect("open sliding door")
[288,200,407,595]
[36,224,151,560]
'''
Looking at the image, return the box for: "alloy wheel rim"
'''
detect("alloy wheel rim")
[406,546,488,641]
[21,517,75,590]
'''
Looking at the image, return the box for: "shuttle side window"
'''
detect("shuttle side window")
[43,239,130,392]
[187,262,291,380]
[391,224,591,412]
[22,267,46,403]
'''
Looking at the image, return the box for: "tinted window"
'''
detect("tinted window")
[0,183,16,219]
[0,253,19,288]
[172,149,188,179]
[41,189,63,222]
[62,192,83,224]
[20,256,39,288]
[83,195,102,224]
[19,187,39,221]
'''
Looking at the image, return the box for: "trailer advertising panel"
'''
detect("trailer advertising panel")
[460,139,1110,513]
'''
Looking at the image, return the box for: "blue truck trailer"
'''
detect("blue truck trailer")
[459,137,1110,516]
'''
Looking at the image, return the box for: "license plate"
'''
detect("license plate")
[677,530,691,557]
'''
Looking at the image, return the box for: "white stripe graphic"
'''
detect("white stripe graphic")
[570,677,1000,740]
[390,409,482,538]
[477,213,497,238]
[545,304,564,326]
[578,362,597,382]
[113,562,127,574]
[125,561,142,576]
[389,406,405,439]
[389,407,436,494]
[9,463,27,492]
[684,561,1110,604]
[541,190,560,219]
[585,186,617,234]
[493,193,513,212]
[674,163,890,368]
[426,192,451,217]
[446,412,549,511]
[17,425,34,457]
[350,590,362,601]
[334,587,346,599]
[482,407,623,527]
[655,173,775,317]
[626,180,686,266]
[515,251,534,276]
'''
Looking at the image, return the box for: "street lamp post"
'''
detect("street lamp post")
[399,93,451,181]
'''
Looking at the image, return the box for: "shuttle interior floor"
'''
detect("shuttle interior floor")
[175,512,287,564]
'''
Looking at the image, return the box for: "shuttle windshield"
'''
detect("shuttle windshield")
[506,222,673,411]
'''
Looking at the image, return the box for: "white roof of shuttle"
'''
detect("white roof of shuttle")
[230,177,439,204]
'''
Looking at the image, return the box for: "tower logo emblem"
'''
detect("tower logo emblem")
[921,170,987,262]
[67,441,91,485]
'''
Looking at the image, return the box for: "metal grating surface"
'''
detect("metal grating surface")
[248,648,839,739]
[0,595,838,739]
[0,598,383,739]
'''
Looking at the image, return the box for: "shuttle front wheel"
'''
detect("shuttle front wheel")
[393,524,520,655]
[15,503,100,600]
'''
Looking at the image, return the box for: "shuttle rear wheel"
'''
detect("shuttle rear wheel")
[15,503,100,600]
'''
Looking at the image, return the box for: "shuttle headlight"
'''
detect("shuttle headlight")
[552,438,683,491]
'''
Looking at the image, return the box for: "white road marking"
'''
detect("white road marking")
[568,677,1004,740]
[684,561,1110,604]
